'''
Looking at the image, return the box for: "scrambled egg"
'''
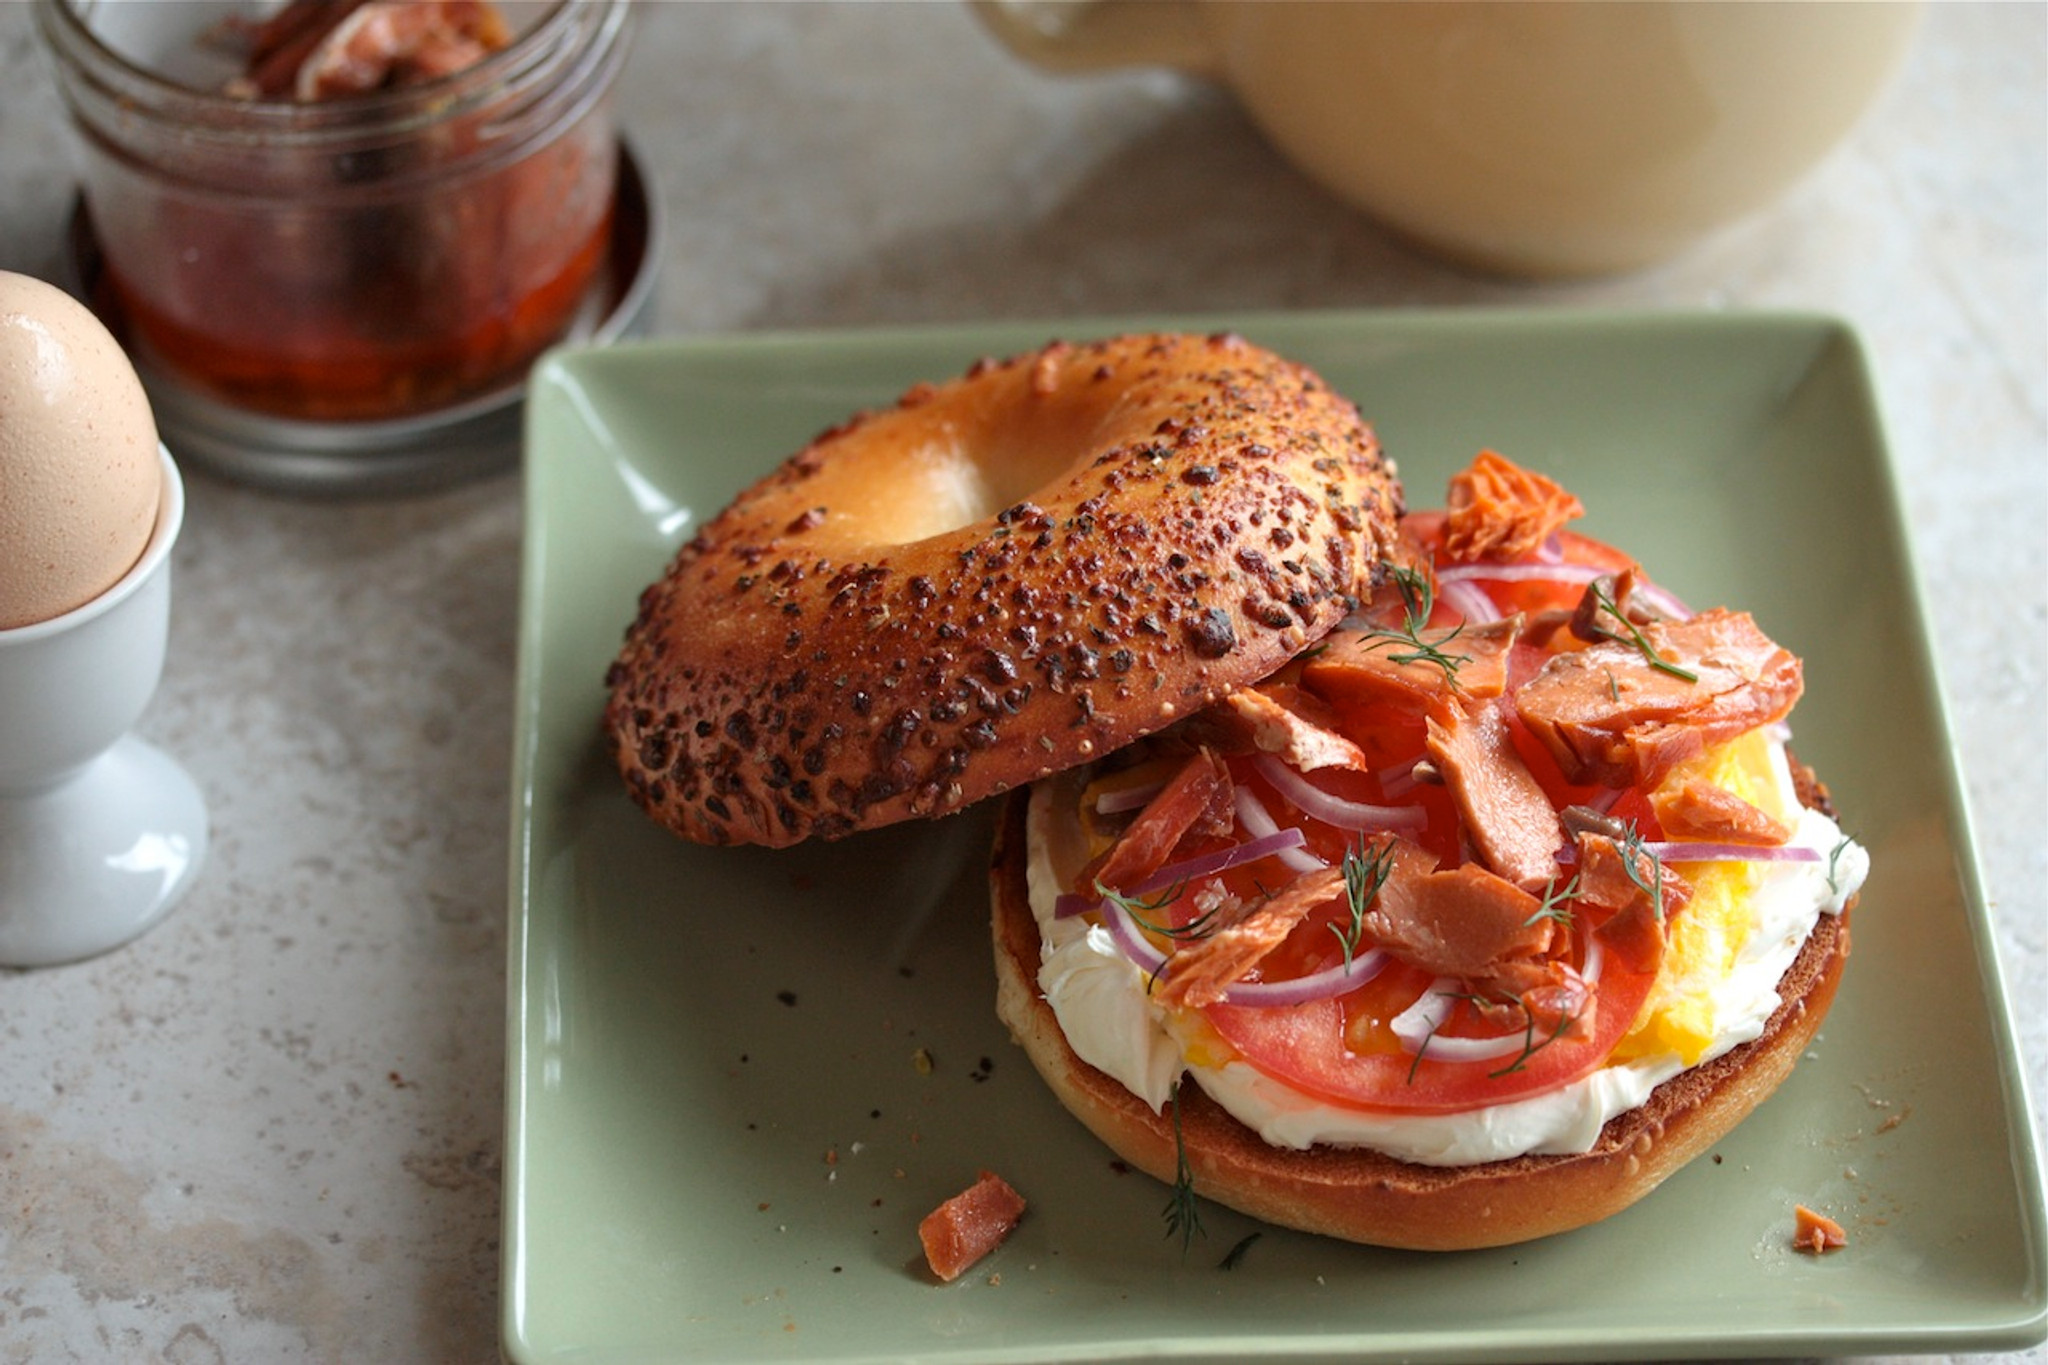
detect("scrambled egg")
[1613,729,1790,1065]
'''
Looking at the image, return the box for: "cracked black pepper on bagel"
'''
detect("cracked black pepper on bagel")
[604,332,1402,847]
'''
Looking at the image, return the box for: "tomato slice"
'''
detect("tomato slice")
[1202,944,1659,1116]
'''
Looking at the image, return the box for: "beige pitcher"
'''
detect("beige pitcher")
[975,0,1921,277]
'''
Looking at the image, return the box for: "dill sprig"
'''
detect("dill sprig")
[1586,577,1698,683]
[1617,821,1671,922]
[1486,997,1582,1078]
[1406,987,1583,1081]
[1523,870,1581,929]
[1095,879,1216,941]
[1163,1080,1205,1254]
[1329,839,1398,966]
[1363,565,1468,684]
[1405,989,1456,1086]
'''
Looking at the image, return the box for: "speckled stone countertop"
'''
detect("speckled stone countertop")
[0,3,2041,1362]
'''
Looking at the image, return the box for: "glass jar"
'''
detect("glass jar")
[35,0,631,423]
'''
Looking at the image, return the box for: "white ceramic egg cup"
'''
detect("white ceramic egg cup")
[0,447,207,967]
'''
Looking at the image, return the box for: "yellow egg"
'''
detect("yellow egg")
[1612,731,1782,1065]
[1613,859,1758,1065]
[1161,1005,1242,1069]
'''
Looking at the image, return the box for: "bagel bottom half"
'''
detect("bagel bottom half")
[988,776,1853,1253]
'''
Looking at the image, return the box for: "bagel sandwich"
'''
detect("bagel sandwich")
[992,450,1866,1251]
[599,337,1867,1253]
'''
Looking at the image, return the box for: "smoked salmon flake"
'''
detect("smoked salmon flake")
[1512,608,1803,789]
[1651,777,1793,845]
[1792,1204,1848,1254]
[1425,701,1565,892]
[1087,748,1233,893]
[1222,684,1370,772]
[1365,858,1554,983]
[1442,450,1585,562]
[1576,831,1693,975]
[1302,612,1521,716]
[1154,865,1350,1010]
[920,1171,1027,1282]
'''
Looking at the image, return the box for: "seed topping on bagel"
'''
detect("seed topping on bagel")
[605,333,1402,847]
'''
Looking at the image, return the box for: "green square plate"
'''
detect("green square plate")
[505,312,2046,1363]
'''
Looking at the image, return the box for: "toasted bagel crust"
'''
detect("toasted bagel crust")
[607,334,1401,847]
[989,764,1853,1251]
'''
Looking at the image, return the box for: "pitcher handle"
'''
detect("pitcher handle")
[970,0,1217,75]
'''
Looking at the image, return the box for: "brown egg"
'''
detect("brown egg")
[0,271,162,631]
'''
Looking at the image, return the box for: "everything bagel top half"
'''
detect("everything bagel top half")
[604,333,1403,847]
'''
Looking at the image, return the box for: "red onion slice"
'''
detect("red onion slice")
[1388,934,1604,1060]
[1097,874,1390,1007]
[1436,561,1694,621]
[1581,931,1605,987]
[1093,781,1163,815]
[1253,754,1428,834]
[1390,982,1527,1062]
[1437,562,1604,586]
[1133,827,1311,895]
[1647,841,1821,863]
[1376,756,1422,799]
[1586,786,1626,815]
[1627,579,1693,621]
[1101,896,1168,976]
[1437,577,1502,626]
[1215,948,1390,1007]
[1233,786,1331,874]
[1054,827,1311,920]
[1052,890,1095,920]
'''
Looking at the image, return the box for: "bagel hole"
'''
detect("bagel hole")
[814,397,1114,548]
